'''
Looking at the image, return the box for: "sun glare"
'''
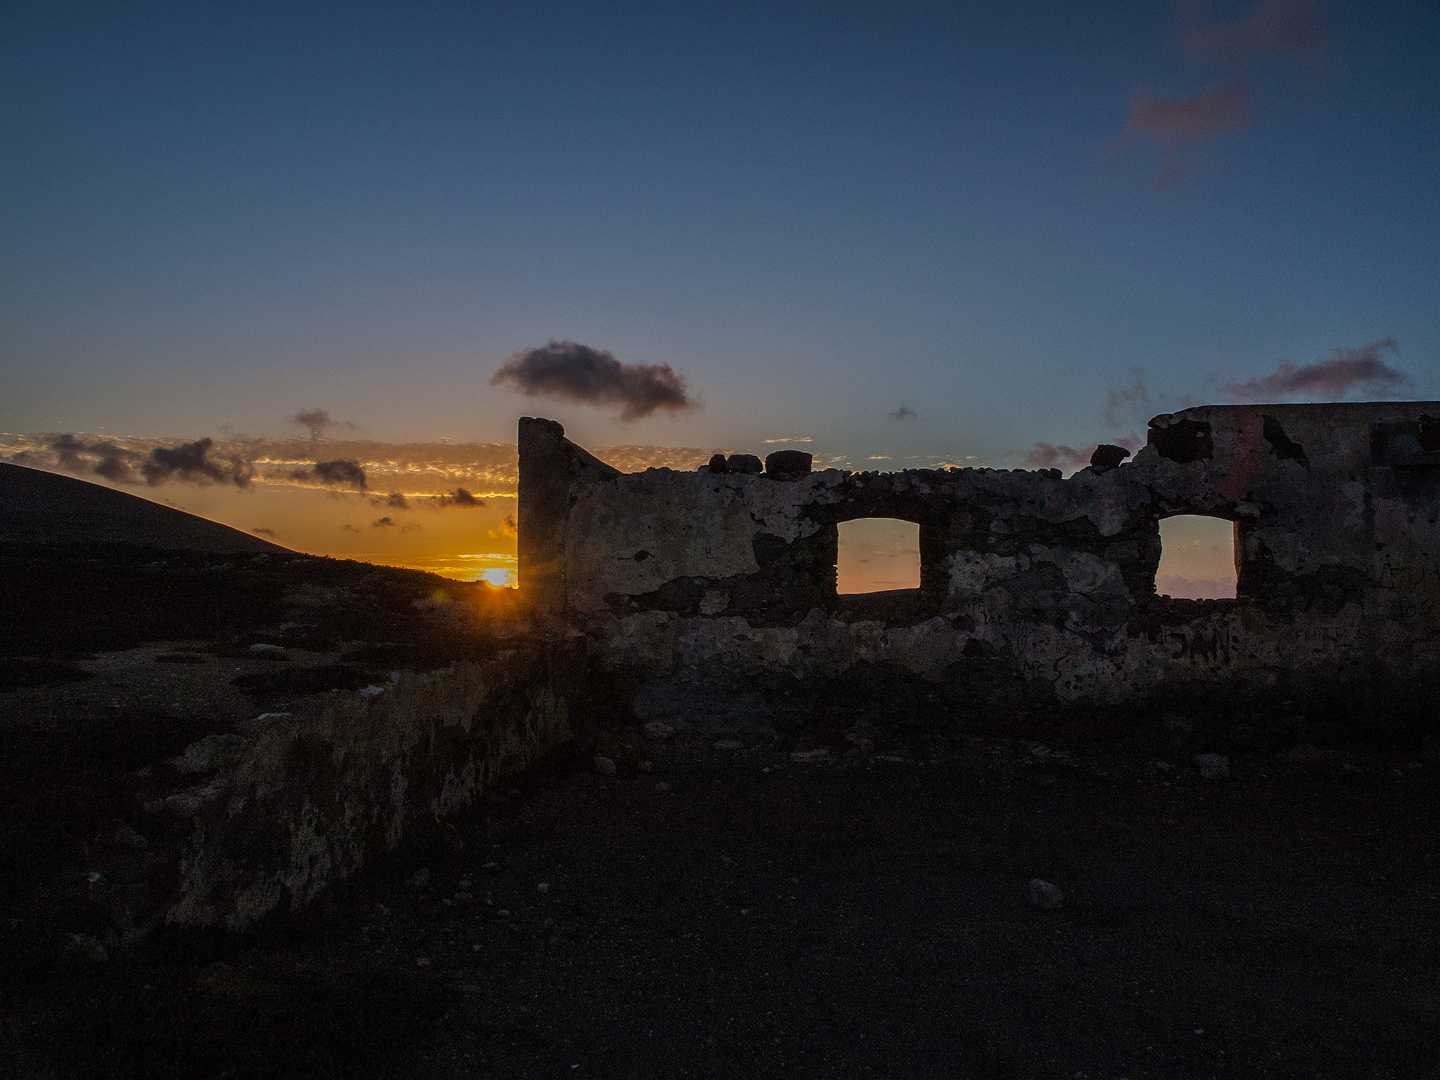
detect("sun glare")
[478,567,518,588]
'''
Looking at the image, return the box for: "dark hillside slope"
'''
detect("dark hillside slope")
[0,463,286,553]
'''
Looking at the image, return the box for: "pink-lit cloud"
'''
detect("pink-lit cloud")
[1221,338,1409,401]
[1118,0,1331,190]
[1024,443,1094,471]
[1177,0,1330,66]
[1124,82,1255,189]
[1101,369,1152,427]
[1025,429,1143,473]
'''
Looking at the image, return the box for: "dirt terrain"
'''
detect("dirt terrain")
[4,729,1439,1079]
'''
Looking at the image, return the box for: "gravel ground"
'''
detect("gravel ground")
[5,735,1439,1079]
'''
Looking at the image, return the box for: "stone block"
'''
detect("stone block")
[764,450,812,479]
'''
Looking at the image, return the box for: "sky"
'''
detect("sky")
[2,0,1436,591]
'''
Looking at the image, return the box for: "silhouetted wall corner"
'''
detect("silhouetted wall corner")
[515,405,1440,733]
[517,416,621,616]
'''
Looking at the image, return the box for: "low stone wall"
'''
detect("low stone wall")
[162,645,576,931]
[590,602,1437,747]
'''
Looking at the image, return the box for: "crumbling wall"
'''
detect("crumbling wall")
[518,406,1440,734]
[163,645,578,930]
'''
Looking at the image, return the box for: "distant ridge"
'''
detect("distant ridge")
[0,463,288,554]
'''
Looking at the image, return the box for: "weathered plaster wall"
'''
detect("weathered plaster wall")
[518,406,1440,731]
[162,645,578,931]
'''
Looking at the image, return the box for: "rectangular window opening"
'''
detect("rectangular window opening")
[1156,515,1237,600]
[836,518,921,594]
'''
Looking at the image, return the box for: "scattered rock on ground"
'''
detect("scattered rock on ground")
[1164,714,1195,745]
[193,962,294,1004]
[1026,879,1065,910]
[406,868,430,890]
[1195,753,1230,781]
[113,823,149,849]
[643,720,675,741]
[1277,745,1331,772]
[713,739,743,751]
[159,784,224,819]
[67,934,107,963]
[172,733,252,775]
[790,749,831,764]
[594,755,617,776]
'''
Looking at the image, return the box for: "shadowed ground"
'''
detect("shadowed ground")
[4,736,1438,1079]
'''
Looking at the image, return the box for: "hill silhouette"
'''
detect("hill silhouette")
[0,463,286,553]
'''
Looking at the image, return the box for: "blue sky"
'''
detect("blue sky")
[3,0,1437,469]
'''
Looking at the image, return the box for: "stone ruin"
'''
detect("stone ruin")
[519,404,1440,741]
[45,403,1440,935]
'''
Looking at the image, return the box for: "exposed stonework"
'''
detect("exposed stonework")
[518,406,1440,734]
[165,646,578,930]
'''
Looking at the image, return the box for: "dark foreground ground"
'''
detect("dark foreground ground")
[2,538,1438,1077]
[4,733,1439,1080]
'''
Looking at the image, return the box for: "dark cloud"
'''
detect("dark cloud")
[889,405,918,421]
[343,523,361,533]
[1102,369,1152,427]
[252,527,276,537]
[1024,443,1094,471]
[93,452,134,482]
[1221,339,1409,401]
[1178,0,1329,65]
[292,458,368,490]
[491,340,697,421]
[1,432,716,496]
[48,434,139,483]
[141,438,254,488]
[370,491,409,510]
[368,516,420,533]
[435,488,484,508]
[502,513,517,536]
[49,433,89,470]
[1124,82,1255,189]
[292,408,354,440]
